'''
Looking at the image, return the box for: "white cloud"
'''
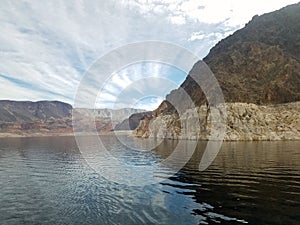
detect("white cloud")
[126,0,299,26]
[95,63,182,109]
[169,15,186,25]
[0,0,298,109]
[133,96,165,111]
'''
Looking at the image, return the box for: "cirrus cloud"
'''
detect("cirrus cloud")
[0,0,298,109]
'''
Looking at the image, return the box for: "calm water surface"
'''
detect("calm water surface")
[0,135,299,225]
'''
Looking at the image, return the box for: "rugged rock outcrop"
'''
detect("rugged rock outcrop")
[136,102,300,141]
[114,111,152,131]
[224,102,300,140]
[158,3,300,116]
[135,4,300,141]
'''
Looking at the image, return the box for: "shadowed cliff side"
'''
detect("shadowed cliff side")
[114,111,152,131]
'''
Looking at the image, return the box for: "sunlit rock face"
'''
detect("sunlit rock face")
[135,102,300,141]
[134,4,300,141]
[223,102,300,141]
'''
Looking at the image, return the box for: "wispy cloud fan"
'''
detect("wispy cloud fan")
[0,0,298,109]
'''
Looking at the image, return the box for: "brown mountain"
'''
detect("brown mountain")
[0,100,73,135]
[0,100,144,136]
[0,100,72,122]
[157,3,300,116]
[135,3,300,141]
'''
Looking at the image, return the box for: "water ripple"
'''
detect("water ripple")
[0,137,299,224]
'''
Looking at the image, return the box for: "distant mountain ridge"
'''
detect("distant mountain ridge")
[0,100,144,135]
[0,100,72,122]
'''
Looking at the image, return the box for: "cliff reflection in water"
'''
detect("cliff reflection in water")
[159,140,300,224]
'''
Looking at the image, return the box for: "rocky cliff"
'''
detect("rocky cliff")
[135,3,300,141]
[135,102,300,141]
[114,111,152,131]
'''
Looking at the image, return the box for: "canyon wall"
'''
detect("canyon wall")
[135,102,300,141]
[135,4,300,141]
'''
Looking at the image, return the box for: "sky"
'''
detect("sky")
[0,0,299,110]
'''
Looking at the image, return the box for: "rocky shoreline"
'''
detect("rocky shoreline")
[134,102,300,141]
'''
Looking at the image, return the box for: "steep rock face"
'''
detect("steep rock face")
[207,3,300,104]
[115,111,152,130]
[137,102,300,141]
[224,102,300,140]
[133,114,154,138]
[135,3,300,141]
[156,3,300,116]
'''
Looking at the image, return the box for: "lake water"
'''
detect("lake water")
[0,135,299,225]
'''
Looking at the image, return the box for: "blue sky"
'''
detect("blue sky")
[0,0,298,110]
[96,63,186,110]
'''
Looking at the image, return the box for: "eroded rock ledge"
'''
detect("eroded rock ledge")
[134,102,300,141]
